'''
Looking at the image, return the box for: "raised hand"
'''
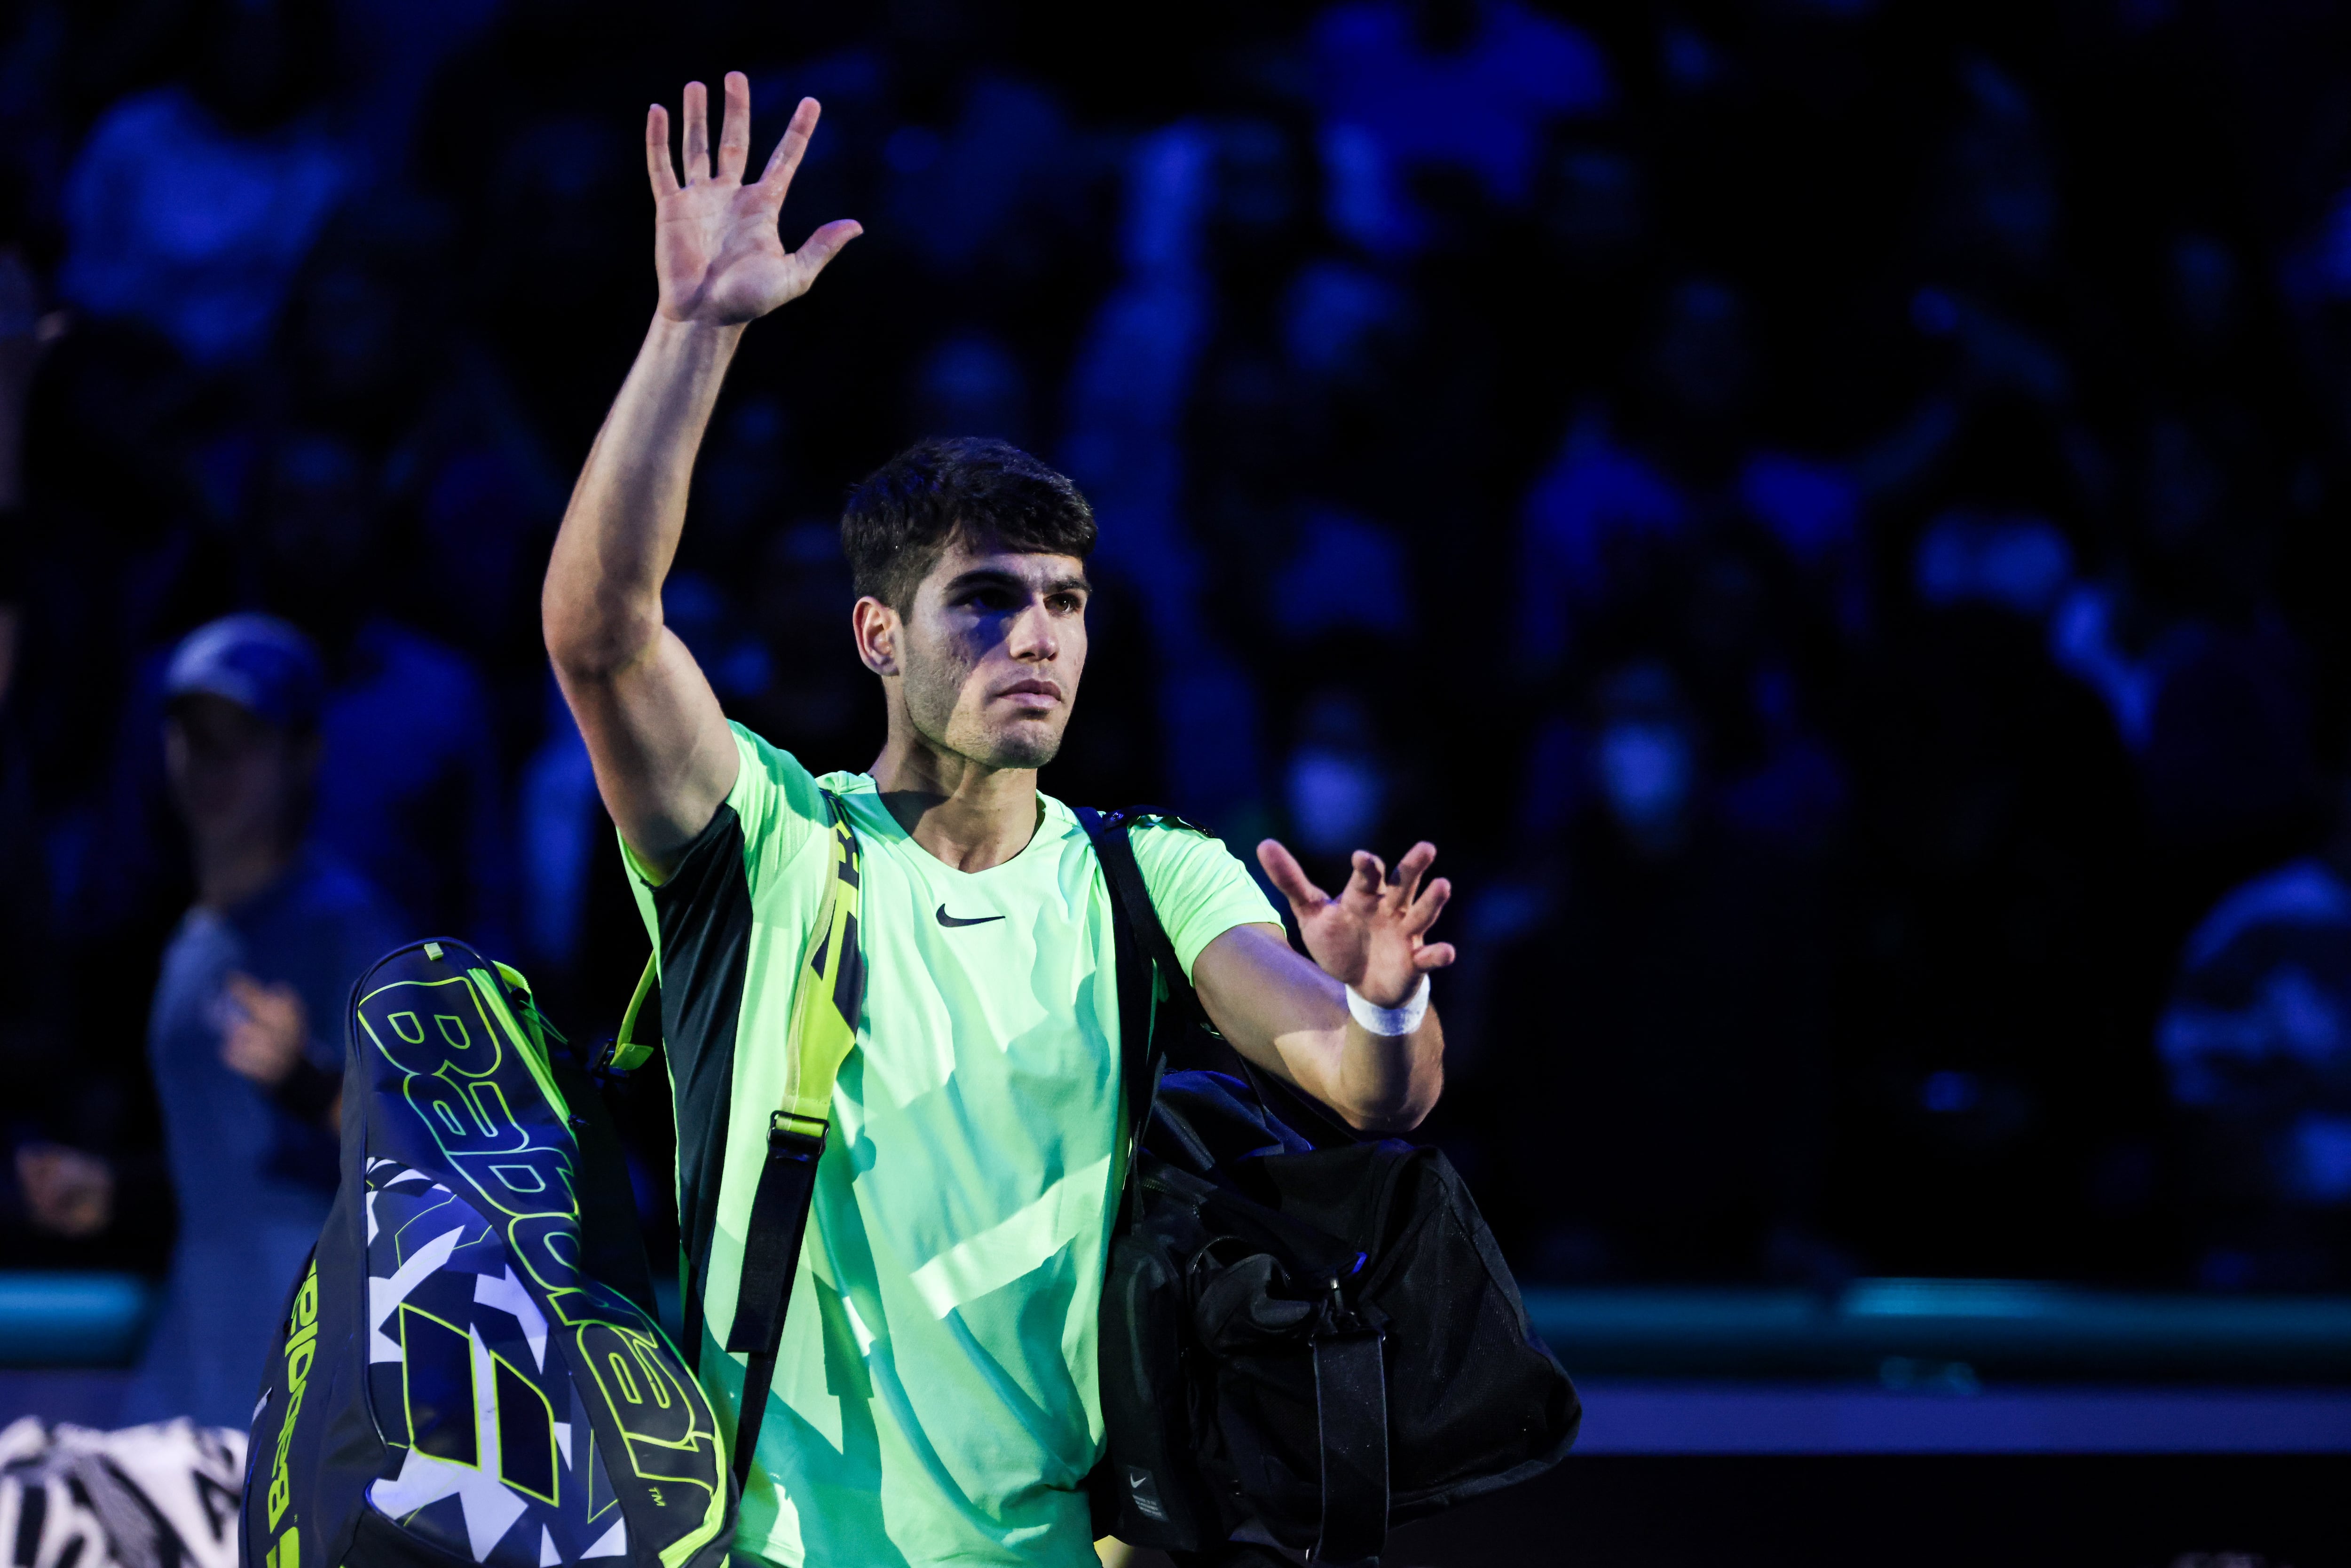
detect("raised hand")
[1257,839,1456,1010]
[647,72,861,327]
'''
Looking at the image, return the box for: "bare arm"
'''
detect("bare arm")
[543,74,859,875]
[1191,842,1455,1132]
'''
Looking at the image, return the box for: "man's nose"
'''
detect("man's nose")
[1007,599,1058,662]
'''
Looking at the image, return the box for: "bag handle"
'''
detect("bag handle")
[1313,1321,1390,1567]
[723,790,866,1492]
[605,957,659,1075]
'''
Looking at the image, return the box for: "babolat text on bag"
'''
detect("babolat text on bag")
[238,938,734,1568]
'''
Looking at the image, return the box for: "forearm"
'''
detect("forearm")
[1334,1004,1444,1132]
[1196,927,1445,1133]
[542,315,746,868]
[1285,997,1444,1133]
[543,315,744,676]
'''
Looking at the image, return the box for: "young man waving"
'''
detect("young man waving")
[542,76,1456,1568]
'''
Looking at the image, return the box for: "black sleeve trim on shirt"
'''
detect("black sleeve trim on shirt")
[649,800,757,1347]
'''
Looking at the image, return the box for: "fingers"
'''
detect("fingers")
[1256,838,1330,911]
[717,71,752,181]
[793,218,864,277]
[645,104,678,198]
[226,972,295,1014]
[681,79,710,182]
[1412,942,1458,971]
[758,96,824,198]
[1271,838,1449,933]
[1402,875,1452,937]
[1338,840,1439,911]
[225,971,302,1032]
[1388,841,1436,906]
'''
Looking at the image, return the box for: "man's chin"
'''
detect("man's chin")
[977,719,1065,771]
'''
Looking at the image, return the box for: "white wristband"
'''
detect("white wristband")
[1345,973,1430,1037]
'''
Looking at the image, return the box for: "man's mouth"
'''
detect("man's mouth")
[995,678,1063,709]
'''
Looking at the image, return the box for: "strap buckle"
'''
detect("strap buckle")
[591,1036,654,1079]
[768,1110,828,1160]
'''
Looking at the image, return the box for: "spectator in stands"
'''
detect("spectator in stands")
[20,615,400,1427]
[0,249,74,1265]
[2159,779,2351,1290]
[1308,0,1612,254]
[1841,476,2164,1276]
[253,428,518,951]
[1477,656,1836,1282]
[58,0,349,368]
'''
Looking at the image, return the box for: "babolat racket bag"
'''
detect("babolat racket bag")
[239,938,732,1568]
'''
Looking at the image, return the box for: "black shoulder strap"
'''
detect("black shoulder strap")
[1081,807,1392,1561]
[1077,809,1152,1166]
[1075,806,1184,1163]
[1081,808,1211,1023]
[1080,806,1364,1150]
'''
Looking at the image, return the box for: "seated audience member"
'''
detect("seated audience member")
[254,428,518,951]
[1481,658,1835,1282]
[2159,785,2351,1289]
[57,0,349,367]
[23,615,401,1426]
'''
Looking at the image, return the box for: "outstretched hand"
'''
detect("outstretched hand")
[647,72,861,327]
[1257,839,1456,1010]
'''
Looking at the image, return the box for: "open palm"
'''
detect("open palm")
[647,72,860,327]
[1258,839,1456,1009]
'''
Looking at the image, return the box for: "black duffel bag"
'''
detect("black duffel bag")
[1076,810,1580,1568]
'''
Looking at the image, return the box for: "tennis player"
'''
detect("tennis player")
[542,75,1456,1568]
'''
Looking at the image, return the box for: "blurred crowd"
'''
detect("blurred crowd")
[5,0,2351,1344]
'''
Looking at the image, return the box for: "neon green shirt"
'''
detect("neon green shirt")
[627,724,1278,1566]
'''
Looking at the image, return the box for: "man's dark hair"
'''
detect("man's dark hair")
[841,437,1096,611]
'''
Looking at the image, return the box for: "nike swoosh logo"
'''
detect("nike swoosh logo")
[935,904,1006,929]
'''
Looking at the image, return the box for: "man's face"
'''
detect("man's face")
[876,533,1089,770]
[165,694,311,849]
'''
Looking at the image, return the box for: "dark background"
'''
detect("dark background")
[5,0,2351,1304]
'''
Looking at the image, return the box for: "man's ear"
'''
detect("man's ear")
[852,595,901,678]
[161,717,191,790]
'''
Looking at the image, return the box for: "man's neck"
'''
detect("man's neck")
[194,831,299,913]
[868,732,1041,873]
